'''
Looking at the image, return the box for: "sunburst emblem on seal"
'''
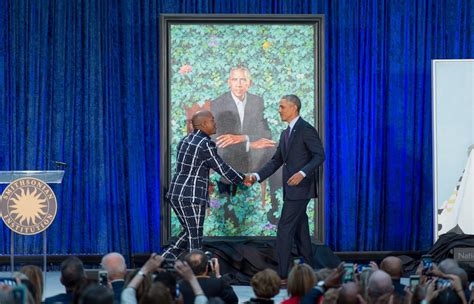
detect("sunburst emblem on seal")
[1,177,57,235]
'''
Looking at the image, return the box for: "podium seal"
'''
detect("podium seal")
[1,177,57,235]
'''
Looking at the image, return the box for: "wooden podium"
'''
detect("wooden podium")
[0,170,64,277]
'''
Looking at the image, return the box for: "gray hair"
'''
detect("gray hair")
[101,252,126,275]
[229,65,252,80]
[281,94,301,113]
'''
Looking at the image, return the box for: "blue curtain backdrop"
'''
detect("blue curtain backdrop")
[1,0,473,256]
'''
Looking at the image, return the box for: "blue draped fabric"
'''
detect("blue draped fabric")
[1,0,473,255]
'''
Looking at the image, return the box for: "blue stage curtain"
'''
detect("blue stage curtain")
[1,0,473,255]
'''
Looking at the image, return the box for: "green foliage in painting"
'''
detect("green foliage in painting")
[169,24,317,237]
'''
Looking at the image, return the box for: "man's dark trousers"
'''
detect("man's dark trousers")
[277,198,313,278]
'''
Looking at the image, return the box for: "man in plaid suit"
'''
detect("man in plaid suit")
[163,110,250,259]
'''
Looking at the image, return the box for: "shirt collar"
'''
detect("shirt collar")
[288,116,300,130]
[230,92,247,104]
[194,129,210,138]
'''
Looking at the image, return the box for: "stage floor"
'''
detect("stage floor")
[0,271,290,303]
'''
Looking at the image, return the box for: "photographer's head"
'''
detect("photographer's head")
[338,282,360,304]
[431,288,464,304]
[154,271,179,300]
[60,256,86,292]
[20,265,43,304]
[367,270,394,302]
[250,269,281,300]
[287,263,316,298]
[0,289,14,304]
[439,262,468,290]
[140,282,173,304]
[79,284,114,304]
[184,250,209,276]
[101,252,127,281]
[438,258,459,273]
[380,256,402,279]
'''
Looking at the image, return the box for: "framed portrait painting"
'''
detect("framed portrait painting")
[159,14,326,245]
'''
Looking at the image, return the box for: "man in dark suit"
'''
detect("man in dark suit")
[163,110,251,259]
[101,252,126,303]
[179,250,238,304]
[250,95,325,279]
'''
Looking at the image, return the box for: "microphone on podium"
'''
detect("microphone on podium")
[51,160,68,168]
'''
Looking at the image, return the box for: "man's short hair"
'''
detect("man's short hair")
[154,271,178,298]
[60,256,86,290]
[229,65,251,80]
[250,269,281,299]
[431,289,463,304]
[281,94,301,113]
[79,284,115,304]
[140,282,173,304]
[184,250,208,275]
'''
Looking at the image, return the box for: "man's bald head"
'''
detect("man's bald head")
[191,110,216,135]
[380,256,402,279]
[192,110,211,127]
[337,282,360,304]
[101,252,127,280]
[438,258,459,273]
[184,250,208,275]
[368,270,394,300]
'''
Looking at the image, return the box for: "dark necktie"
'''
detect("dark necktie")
[284,126,291,148]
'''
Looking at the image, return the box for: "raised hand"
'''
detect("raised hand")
[175,260,195,281]
[250,138,276,149]
[324,262,345,289]
[216,134,246,148]
[141,253,165,274]
[175,260,205,297]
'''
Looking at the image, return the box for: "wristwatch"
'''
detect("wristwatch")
[138,270,147,277]
[316,280,326,292]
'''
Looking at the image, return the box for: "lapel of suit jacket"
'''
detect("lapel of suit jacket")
[284,117,301,160]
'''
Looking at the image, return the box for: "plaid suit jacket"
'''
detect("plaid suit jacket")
[166,129,244,205]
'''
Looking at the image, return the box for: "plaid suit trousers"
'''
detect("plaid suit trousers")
[162,199,206,259]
